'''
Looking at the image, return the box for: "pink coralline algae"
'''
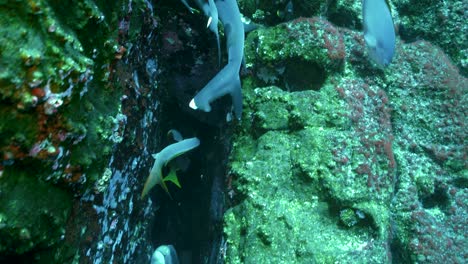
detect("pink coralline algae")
[286,17,346,66]
[289,17,346,62]
[408,188,467,263]
[385,40,467,262]
[333,77,395,196]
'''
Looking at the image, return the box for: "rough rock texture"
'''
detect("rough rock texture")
[393,0,467,76]
[1,1,466,263]
[224,12,466,263]
[0,0,234,262]
[0,0,131,261]
[0,0,126,184]
[238,0,467,76]
[388,40,467,263]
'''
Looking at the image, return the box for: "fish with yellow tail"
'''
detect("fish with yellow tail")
[141,136,200,198]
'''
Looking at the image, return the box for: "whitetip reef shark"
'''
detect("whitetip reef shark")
[141,132,200,198]
[181,0,244,119]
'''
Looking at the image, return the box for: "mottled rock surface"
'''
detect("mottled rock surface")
[0,0,131,261]
[224,11,466,263]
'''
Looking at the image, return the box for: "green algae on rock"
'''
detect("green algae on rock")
[225,83,391,262]
[224,10,466,263]
[0,0,133,261]
[244,17,345,92]
[0,169,72,256]
[0,0,124,183]
[394,0,468,75]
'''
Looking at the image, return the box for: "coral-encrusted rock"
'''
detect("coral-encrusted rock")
[0,0,125,185]
[0,0,127,261]
[245,17,345,91]
[388,40,467,262]
[393,0,467,75]
[224,13,466,263]
[0,172,71,256]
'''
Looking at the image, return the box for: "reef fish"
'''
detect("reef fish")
[141,137,200,198]
[151,245,179,264]
[362,0,396,67]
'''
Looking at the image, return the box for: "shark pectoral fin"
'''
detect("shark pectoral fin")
[163,168,182,188]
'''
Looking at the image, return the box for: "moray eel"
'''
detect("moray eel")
[141,137,200,198]
[362,0,396,68]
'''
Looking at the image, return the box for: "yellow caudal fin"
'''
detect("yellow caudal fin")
[158,168,181,199]
[163,168,181,188]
